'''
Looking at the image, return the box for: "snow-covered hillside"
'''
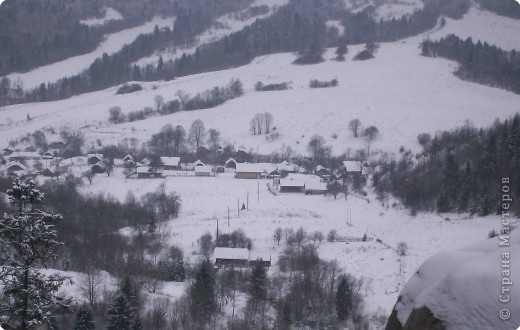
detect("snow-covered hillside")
[1,34,519,156]
[429,6,520,51]
[5,16,174,90]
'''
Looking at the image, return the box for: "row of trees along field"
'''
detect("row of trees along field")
[0,0,475,107]
[373,115,520,216]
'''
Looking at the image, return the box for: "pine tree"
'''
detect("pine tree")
[249,262,268,302]
[457,162,473,213]
[120,276,139,315]
[443,153,460,207]
[190,259,216,325]
[107,295,132,330]
[336,38,348,61]
[0,179,72,329]
[74,306,96,330]
[335,275,352,321]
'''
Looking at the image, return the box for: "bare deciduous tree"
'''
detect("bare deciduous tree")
[264,112,274,134]
[349,119,362,138]
[78,268,104,306]
[189,119,206,148]
[207,129,221,150]
[154,95,164,113]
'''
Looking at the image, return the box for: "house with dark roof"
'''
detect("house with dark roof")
[136,166,164,178]
[87,153,104,165]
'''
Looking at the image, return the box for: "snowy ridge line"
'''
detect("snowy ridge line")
[4,16,175,90]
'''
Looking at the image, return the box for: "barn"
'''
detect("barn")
[235,163,269,179]
[160,156,181,170]
[87,153,104,165]
[225,158,238,169]
[214,247,250,267]
[136,167,164,178]
[195,165,213,177]
[279,179,305,193]
[304,182,328,195]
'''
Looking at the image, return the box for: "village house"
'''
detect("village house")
[195,165,213,177]
[6,161,27,176]
[279,179,305,193]
[8,151,41,162]
[235,163,276,179]
[343,160,364,176]
[42,149,62,160]
[225,158,238,169]
[2,147,14,156]
[136,166,164,179]
[41,167,57,177]
[213,248,271,268]
[304,182,328,195]
[193,159,205,167]
[90,162,105,174]
[122,154,135,168]
[87,153,104,165]
[160,156,181,170]
[214,247,250,267]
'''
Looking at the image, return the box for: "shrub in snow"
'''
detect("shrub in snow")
[327,229,338,242]
[116,83,143,95]
[396,242,409,256]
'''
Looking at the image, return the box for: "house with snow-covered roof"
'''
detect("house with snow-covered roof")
[343,161,364,175]
[304,182,328,195]
[195,165,213,177]
[214,247,250,267]
[87,153,103,165]
[9,151,41,162]
[136,166,164,178]
[279,179,305,193]
[235,163,276,179]
[225,158,238,169]
[160,156,180,170]
[6,161,27,175]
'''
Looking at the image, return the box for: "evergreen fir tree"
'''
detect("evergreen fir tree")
[189,259,216,325]
[132,316,142,330]
[437,189,450,213]
[248,261,268,311]
[74,306,96,330]
[120,276,139,314]
[443,153,460,206]
[107,295,132,330]
[335,275,352,321]
[0,179,72,329]
[457,162,473,212]
[335,38,348,61]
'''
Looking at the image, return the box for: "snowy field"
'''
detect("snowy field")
[79,7,123,27]
[1,37,519,156]
[4,16,175,90]
[53,167,503,315]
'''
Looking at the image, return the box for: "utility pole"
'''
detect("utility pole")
[228,206,230,227]
[237,198,240,218]
[247,192,249,210]
[257,181,260,201]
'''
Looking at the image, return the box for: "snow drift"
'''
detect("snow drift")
[386,228,520,330]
